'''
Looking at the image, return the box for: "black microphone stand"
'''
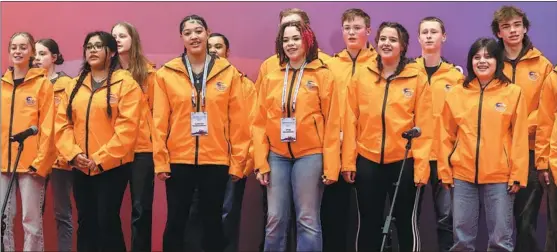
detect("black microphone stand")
[1,141,24,252]
[381,136,413,252]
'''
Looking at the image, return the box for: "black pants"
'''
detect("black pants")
[321,177,353,252]
[73,164,131,252]
[546,170,557,252]
[163,164,229,252]
[355,155,422,252]
[130,153,155,252]
[185,177,247,252]
[514,150,544,252]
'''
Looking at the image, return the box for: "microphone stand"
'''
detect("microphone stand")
[1,141,24,252]
[380,136,413,252]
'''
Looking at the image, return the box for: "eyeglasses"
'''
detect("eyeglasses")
[85,43,105,51]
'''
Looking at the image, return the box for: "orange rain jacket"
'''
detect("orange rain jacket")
[152,56,251,178]
[52,72,73,170]
[55,69,142,176]
[240,72,257,177]
[252,58,341,181]
[503,46,554,150]
[437,79,529,186]
[537,66,557,183]
[414,57,465,160]
[341,60,433,184]
[1,68,56,177]
[134,63,157,153]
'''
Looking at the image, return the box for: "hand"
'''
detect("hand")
[231,175,242,182]
[157,172,171,181]
[87,159,97,171]
[538,170,550,187]
[342,171,356,184]
[323,179,336,185]
[441,183,453,190]
[72,154,90,169]
[27,166,38,176]
[257,172,270,186]
[508,184,520,194]
[415,183,426,188]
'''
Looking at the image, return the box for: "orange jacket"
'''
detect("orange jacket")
[52,72,73,170]
[503,47,554,150]
[437,79,529,186]
[341,61,433,184]
[1,68,56,177]
[325,48,377,138]
[55,69,142,176]
[414,57,465,160]
[254,49,331,93]
[241,72,257,177]
[134,64,157,153]
[252,59,341,181]
[537,66,557,175]
[152,56,250,178]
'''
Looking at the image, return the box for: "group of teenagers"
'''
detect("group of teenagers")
[2,4,557,252]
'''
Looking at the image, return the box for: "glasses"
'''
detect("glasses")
[85,43,105,51]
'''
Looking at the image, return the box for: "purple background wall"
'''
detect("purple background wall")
[2,2,556,251]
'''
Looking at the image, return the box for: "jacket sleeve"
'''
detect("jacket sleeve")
[227,71,250,178]
[146,71,156,111]
[253,76,271,174]
[322,70,341,182]
[412,77,433,184]
[55,83,84,166]
[535,70,557,170]
[152,70,172,174]
[254,60,268,94]
[90,79,142,171]
[509,90,530,187]
[528,64,554,143]
[242,76,257,177]
[437,93,458,184]
[341,75,360,172]
[32,79,56,177]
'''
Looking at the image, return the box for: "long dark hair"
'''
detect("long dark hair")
[463,37,511,88]
[374,22,410,83]
[275,21,319,65]
[67,31,119,122]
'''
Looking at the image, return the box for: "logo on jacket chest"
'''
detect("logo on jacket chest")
[402,88,414,98]
[215,81,228,92]
[25,96,36,106]
[495,102,507,112]
[528,71,539,81]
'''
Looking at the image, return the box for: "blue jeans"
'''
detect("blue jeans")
[265,151,324,252]
[452,179,515,252]
[50,168,74,252]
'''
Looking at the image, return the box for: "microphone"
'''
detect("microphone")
[402,127,421,139]
[10,126,39,142]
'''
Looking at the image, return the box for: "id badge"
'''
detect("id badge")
[280,117,296,142]
[191,112,209,136]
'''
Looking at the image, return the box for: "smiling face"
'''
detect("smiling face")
[9,34,34,68]
[342,16,370,50]
[497,16,527,47]
[472,47,497,80]
[181,19,208,55]
[282,26,305,63]
[377,27,402,61]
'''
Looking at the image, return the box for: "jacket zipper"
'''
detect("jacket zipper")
[475,86,487,184]
[286,69,298,159]
[313,117,322,145]
[503,146,510,168]
[85,91,95,175]
[380,79,392,164]
[511,61,518,83]
[351,50,361,76]
[7,84,18,173]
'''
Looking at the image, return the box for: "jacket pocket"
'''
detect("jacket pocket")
[448,139,459,168]
[313,116,323,145]
[503,146,510,169]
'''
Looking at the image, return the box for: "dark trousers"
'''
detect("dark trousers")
[321,177,353,252]
[418,161,453,252]
[163,164,229,252]
[130,153,155,252]
[355,155,422,252]
[514,150,544,252]
[185,177,247,252]
[546,170,557,252]
[73,164,131,252]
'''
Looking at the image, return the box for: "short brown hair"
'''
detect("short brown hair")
[342,8,370,28]
[279,8,310,25]
[419,16,445,34]
[491,5,530,37]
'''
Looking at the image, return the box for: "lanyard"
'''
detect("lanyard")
[185,54,210,108]
[281,61,307,114]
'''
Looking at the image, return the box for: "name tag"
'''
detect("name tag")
[191,112,209,136]
[280,118,296,142]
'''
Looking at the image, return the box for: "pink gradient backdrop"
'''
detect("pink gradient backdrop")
[2,2,556,251]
